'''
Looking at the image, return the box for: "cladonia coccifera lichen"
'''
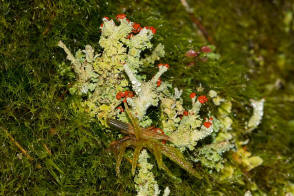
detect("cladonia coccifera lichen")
[58,14,264,194]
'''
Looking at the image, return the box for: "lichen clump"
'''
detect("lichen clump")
[58,14,264,194]
[135,150,170,196]
[58,14,165,126]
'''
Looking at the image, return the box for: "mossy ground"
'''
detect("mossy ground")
[1,0,293,195]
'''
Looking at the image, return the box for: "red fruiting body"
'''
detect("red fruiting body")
[187,62,195,67]
[116,14,126,20]
[152,128,164,134]
[117,106,124,113]
[157,78,161,87]
[123,98,127,103]
[124,90,134,98]
[132,23,142,33]
[120,92,126,97]
[103,16,109,20]
[190,92,196,99]
[116,91,125,100]
[127,33,134,39]
[198,95,208,104]
[185,49,198,57]
[158,128,167,144]
[201,46,212,53]
[152,128,166,144]
[149,26,156,34]
[145,26,156,34]
[116,92,122,100]
[203,121,212,128]
[183,110,189,116]
[209,117,213,121]
[100,23,104,28]
[128,91,134,98]
[158,63,169,69]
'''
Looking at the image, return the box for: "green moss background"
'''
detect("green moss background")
[0,0,293,195]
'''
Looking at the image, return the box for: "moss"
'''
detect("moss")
[1,0,294,195]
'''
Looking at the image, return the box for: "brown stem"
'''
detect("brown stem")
[1,127,34,161]
[43,143,52,156]
[188,14,214,45]
[41,0,56,36]
[180,0,214,44]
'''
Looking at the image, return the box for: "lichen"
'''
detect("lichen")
[124,63,168,120]
[160,89,215,151]
[1,0,294,195]
[193,141,234,172]
[135,150,170,196]
[232,144,263,171]
[246,98,265,133]
[58,15,165,126]
[135,149,160,196]
[58,14,266,193]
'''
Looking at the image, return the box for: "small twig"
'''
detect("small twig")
[43,143,52,156]
[41,13,56,36]
[1,127,34,161]
[188,14,214,45]
[180,0,214,44]
[41,0,56,36]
